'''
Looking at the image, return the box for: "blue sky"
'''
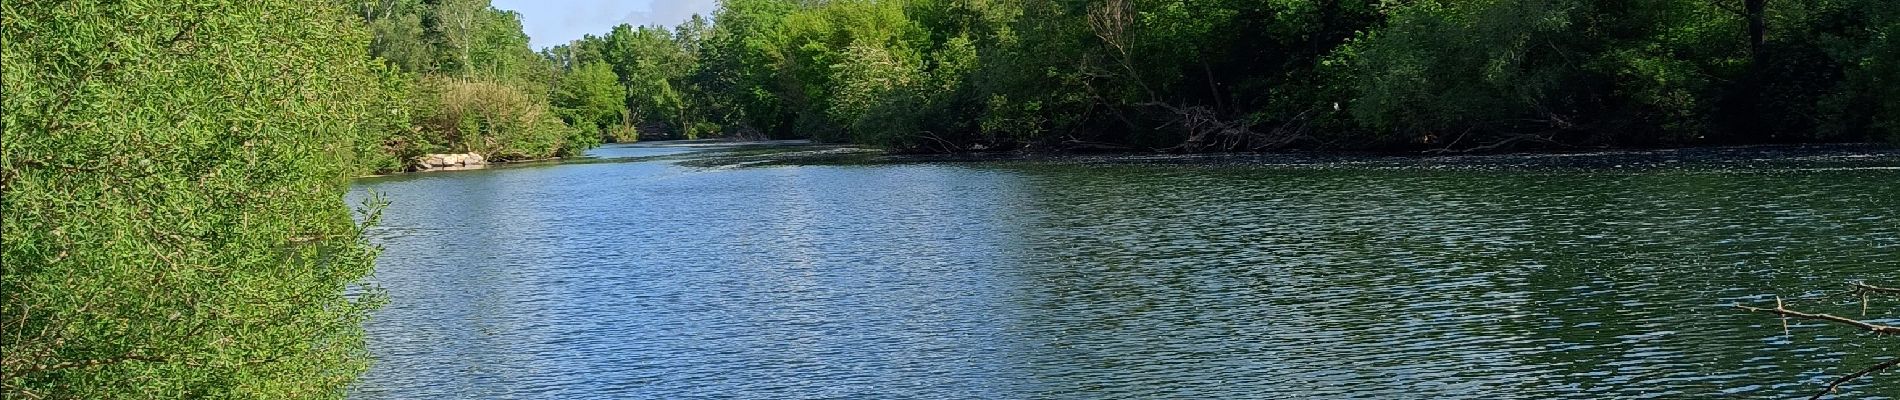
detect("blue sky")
[493,0,721,49]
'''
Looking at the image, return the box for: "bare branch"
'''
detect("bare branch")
[1851,282,1900,297]
[1735,303,1900,335]
[1740,286,1896,398]
[1809,357,1900,400]
[1847,282,1899,316]
[1427,131,1566,154]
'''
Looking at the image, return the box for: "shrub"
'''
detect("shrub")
[414,77,582,162]
[552,61,627,141]
[2,0,392,397]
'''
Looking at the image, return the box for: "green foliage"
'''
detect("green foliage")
[659,0,1900,151]
[1335,0,1726,146]
[2,0,392,397]
[356,65,427,174]
[547,20,718,140]
[344,0,587,170]
[830,41,924,145]
[609,25,699,138]
[699,0,799,137]
[1339,0,1585,144]
[554,61,629,141]
[415,77,584,161]
[1790,0,1900,142]
[343,0,1900,161]
[368,7,434,71]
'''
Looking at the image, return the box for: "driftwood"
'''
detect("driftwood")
[1058,138,1137,152]
[1420,115,1582,154]
[1145,102,1320,153]
[1736,286,1900,399]
[1424,132,1566,154]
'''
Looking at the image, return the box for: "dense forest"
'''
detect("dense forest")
[4,0,1898,397]
[341,0,1900,168]
[530,0,1900,152]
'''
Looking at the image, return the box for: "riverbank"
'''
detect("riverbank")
[656,140,1900,172]
[359,155,570,178]
[361,139,1900,176]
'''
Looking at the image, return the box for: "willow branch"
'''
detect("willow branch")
[1809,356,1900,400]
[1734,303,1900,335]
[2,353,169,378]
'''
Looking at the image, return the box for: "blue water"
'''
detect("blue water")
[348,143,1899,399]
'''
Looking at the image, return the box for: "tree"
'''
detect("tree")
[699,0,798,137]
[350,0,588,167]
[555,62,631,142]
[354,0,434,72]
[663,0,1900,151]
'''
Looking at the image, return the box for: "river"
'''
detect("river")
[347,142,1898,399]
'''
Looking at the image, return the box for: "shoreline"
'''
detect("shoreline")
[358,155,567,178]
[662,140,1900,171]
[358,140,1900,177]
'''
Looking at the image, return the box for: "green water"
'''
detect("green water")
[350,144,1898,399]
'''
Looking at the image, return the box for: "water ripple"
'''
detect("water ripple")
[348,145,1898,399]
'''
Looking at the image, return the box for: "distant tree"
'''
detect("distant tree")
[555,62,631,142]
[346,0,585,166]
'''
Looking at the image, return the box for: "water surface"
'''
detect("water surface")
[348,143,1898,399]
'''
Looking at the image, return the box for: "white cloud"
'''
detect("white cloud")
[645,0,719,27]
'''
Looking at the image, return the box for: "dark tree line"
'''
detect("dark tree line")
[544,0,1900,153]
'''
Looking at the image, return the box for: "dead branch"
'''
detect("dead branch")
[1735,303,1900,335]
[1257,107,1326,151]
[1808,357,1899,400]
[1849,282,1900,317]
[1426,131,1566,154]
[1738,293,1899,398]
[1140,102,1313,153]
[912,131,963,153]
[1086,0,1133,58]
[1851,282,1900,297]
[1058,138,1136,152]
[1426,126,1480,154]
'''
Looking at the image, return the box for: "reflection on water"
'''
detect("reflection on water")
[348,143,1898,399]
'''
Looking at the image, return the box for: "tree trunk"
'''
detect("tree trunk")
[1746,0,1767,67]
[1723,0,1771,142]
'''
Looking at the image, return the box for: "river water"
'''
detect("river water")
[348,143,1898,399]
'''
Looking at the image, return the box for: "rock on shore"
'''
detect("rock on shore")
[415,153,486,171]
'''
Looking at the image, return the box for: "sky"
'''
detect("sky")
[493,0,720,50]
